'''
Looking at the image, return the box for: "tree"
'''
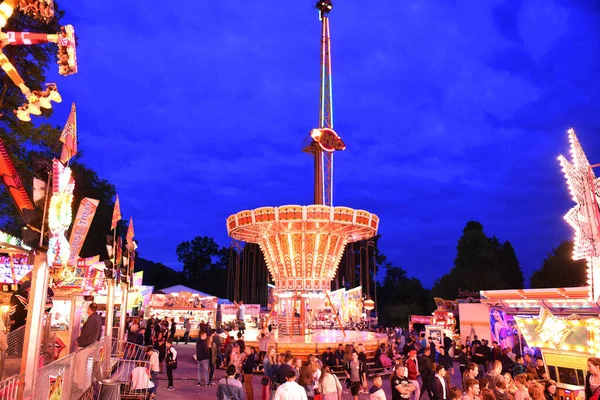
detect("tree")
[376,263,430,326]
[530,241,587,288]
[379,303,425,328]
[176,236,229,298]
[378,263,428,308]
[431,221,508,299]
[134,257,189,290]
[489,237,524,289]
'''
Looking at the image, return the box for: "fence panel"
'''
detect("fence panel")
[32,352,76,400]
[111,359,151,398]
[32,336,109,400]
[0,374,19,400]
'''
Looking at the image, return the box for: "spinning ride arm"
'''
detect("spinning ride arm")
[0,0,76,122]
[0,137,35,222]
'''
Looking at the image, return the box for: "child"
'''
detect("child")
[370,375,386,400]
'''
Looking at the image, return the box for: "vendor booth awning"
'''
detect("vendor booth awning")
[159,285,231,304]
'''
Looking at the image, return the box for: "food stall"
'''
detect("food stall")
[221,303,260,326]
[148,291,217,339]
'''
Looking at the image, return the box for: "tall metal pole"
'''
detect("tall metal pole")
[303,1,342,207]
[105,277,115,337]
[119,282,128,342]
[320,13,334,206]
[19,251,49,398]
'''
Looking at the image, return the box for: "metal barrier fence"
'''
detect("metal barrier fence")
[110,359,151,398]
[32,335,110,400]
[1,325,25,380]
[111,338,149,361]
[1,317,57,381]
[0,374,18,400]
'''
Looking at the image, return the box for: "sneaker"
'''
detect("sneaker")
[198,382,202,386]
[167,386,175,391]
[206,383,214,387]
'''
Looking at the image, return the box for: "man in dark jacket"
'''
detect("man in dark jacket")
[437,347,453,388]
[431,365,448,400]
[322,347,336,367]
[419,348,435,399]
[77,303,102,348]
[273,353,295,387]
[197,331,211,386]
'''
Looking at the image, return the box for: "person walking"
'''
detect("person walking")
[274,369,308,400]
[218,365,246,400]
[344,351,367,400]
[145,346,160,388]
[165,340,177,391]
[170,318,176,342]
[431,365,448,400]
[242,346,257,400]
[183,318,191,344]
[319,365,342,400]
[406,350,421,400]
[197,331,211,387]
[235,301,246,334]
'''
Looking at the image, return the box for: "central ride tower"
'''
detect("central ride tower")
[227,0,379,338]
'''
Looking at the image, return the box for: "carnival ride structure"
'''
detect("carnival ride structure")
[226,0,384,357]
[480,130,600,397]
[0,0,77,121]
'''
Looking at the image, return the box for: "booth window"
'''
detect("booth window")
[548,366,558,382]
[557,367,583,386]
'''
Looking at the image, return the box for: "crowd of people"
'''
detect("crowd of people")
[107,316,600,400]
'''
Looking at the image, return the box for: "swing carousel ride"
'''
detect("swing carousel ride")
[226,0,386,358]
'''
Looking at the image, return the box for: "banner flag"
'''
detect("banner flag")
[67,198,99,266]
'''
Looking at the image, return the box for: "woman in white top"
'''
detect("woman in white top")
[318,365,342,400]
[130,361,156,397]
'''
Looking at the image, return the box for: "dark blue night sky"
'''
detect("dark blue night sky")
[47,1,600,287]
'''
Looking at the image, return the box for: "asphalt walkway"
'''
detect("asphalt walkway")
[152,344,463,400]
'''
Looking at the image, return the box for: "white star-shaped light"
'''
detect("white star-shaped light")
[558,129,600,260]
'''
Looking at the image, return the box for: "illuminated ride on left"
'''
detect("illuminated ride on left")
[0,0,77,121]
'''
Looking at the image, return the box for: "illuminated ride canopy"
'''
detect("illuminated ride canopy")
[227,205,378,293]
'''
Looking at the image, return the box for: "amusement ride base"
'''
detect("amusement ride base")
[226,205,379,293]
[237,328,388,360]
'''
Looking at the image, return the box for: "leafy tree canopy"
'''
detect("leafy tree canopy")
[431,221,517,298]
[530,241,586,289]
[176,236,229,298]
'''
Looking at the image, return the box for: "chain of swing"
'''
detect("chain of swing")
[226,239,378,312]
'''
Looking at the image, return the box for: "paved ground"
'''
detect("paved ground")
[152,344,463,399]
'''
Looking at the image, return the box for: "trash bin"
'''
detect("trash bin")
[99,379,121,400]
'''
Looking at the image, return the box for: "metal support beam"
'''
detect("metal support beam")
[105,278,115,338]
[118,283,128,345]
[19,251,48,398]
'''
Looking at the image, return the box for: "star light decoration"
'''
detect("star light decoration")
[515,313,600,355]
[558,129,600,302]
[535,307,573,349]
[0,0,78,122]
